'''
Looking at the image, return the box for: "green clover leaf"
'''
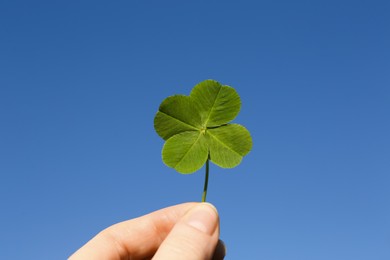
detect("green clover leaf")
[154,79,253,201]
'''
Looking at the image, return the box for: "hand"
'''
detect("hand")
[69,202,226,260]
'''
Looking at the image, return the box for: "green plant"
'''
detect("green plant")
[154,79,252,202]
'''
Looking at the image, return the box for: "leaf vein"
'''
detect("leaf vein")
[174,132,203,168]
[160,111,199,130]
[207,131,241,157]
[204,85,222,126]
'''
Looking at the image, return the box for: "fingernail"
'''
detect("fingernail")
[185,203,219,235]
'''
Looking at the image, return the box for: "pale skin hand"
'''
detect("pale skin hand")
[69,202,226,260]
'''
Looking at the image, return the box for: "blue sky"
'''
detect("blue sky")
[1,1,389,259]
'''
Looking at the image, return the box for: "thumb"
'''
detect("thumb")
[153,203,221,260]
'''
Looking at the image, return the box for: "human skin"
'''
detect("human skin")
[69,202,225,260]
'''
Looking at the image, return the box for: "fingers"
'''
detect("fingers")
[153,203,222,260]
[69,202,226,260]
[69,202,198,259]
[212,240,227,260]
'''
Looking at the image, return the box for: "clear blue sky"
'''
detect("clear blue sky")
[1,1,389,259]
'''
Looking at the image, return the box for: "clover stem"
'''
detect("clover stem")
[202,156,210,202]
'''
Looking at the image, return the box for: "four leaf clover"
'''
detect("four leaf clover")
[154,79,252,174]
